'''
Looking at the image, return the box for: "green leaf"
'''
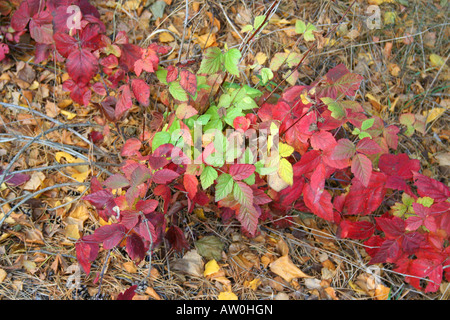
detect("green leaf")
[304,23,317,41]
[215,173,234,201]
[260,68,274,85]
[195,236,224,261]
[200,166,218,189]
[198,47,224,74]
[223,48,241,77]
[253,15,267,29]
[233,181,253,207]
[152,131,171,152]
[236,96,258,110]
[321,97,346,120]
[361,118,375,131]
[169,81,188,101]
[224,107,245,126]
[155,68,168,85]
[295,20,306,34]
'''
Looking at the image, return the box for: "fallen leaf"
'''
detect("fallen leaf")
[435,152,450,166]
[424,107,446,123]
[0,269,6,283]
[195,235,224,261]
[430,54,446,67]
[23,172,45,191]
[204,259,220,277]
[218,290,238,300]
[269,255,311,282]
[123,261,137,273]
[171,249,204,277]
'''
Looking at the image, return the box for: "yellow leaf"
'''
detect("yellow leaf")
[159,32,175,43]
[269,255,310,282]
[60,109,77,120]
[123,261,138,273]
[55,151,76,163]
[429,54,446,67]
[255,52,267,65]
[0,269,6,283]
[424,107,446,123]
[204,259,220,277]
[246,278,262,290]
[218,290,238,300]
[65,224,80,240]
[72,170,90,183]
[23,260,37,274]
[278,158,293,186]
[279,143,294,158]
[384,12,397,25]
[194,207,206,220]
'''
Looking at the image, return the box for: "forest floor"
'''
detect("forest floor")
[0,0,449,300]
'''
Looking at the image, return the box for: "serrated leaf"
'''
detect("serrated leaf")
[198,47,223,74]
[176,103,198,119]
[320,97,346,119]
[103,174,130,189]
[215,173,234,201]
[180,69,197,96]
[223,48,241,77]
[295,20,306,34]
[229,164,255,181]
[253,15,267,29]
[233,181,253,207]
[260,68,273,84]
[351,153,372,187]
[200,166,218,190]
[169,81,188,101]
[331,138,356,160]
[236,204,260,236]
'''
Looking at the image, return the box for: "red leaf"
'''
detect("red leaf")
[233,116,251,132]
[303,183,335,222]
[179,69,197,96]
[175,103,198,119]
[355,138,382,155]
[344,172,386,216]
[153,184,171,214]
[351,153,372,187]
[337,220,375,239]
[75,236,99,274]
[379,153,420,180]
[252,188,272,205]
[183,174,198,199]
[135,219,157,244]
[115,84,133,119]
[229,164,255,181]
[91,82,107,96]
[414,173,450,202]
[165,225,189,252]
[133,45,158,76]
[310,130,336,151]
[314,64,363,99]
[383,125,400,150]
[153,169,180,184]
[166,65,179,82]
[148,156,169,171]
[0,170,30,186]
[293,150,321,176]
[93,224,127,250]
[126,233,146,261]
[135,199,159,214]
[369,238,401,264]
[0,43,9,62]
[103,174,130,189]
[117,285,137,300]
[63,80,92,106]
[29,10,53,44]
[331,138,355,160]
[66,48,98,86]
[376,216,405,239]
[10,1,32,32]
[131,79,150,106]
[121,138,142,157]
[236,204,260,237]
